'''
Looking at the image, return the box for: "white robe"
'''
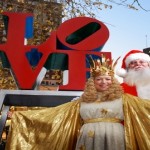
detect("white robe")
[76,98,125,150]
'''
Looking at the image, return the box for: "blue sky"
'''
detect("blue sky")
[94,1,150,70]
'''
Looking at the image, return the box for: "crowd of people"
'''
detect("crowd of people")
[5,50,150,150]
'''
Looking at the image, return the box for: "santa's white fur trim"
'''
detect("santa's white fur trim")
[116,68,127,78]
[125,53,150,67]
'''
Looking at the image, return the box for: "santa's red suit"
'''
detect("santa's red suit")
[121,83,137,96]
[117,50,150,99]
[121,82,150,99]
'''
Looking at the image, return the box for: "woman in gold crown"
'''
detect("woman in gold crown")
[75,56,125,150]
[6,56,150,150]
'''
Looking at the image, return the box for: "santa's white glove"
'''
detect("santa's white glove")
[71,97,80,101]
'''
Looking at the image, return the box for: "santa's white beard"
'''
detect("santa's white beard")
[124,68,150,86]
[124,68,150,100]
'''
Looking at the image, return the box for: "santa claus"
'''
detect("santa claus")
[117,50,150,99]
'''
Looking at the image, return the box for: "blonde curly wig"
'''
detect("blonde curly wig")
[81,77,123,103]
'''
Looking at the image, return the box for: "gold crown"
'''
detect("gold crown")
[88,55,120,77]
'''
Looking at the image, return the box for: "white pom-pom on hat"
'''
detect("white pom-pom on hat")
[116,68,127,78]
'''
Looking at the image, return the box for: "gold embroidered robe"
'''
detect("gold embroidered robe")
[5,94,150,150]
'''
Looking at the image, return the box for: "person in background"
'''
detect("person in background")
[6,55,150,150]
[117,49,150,100]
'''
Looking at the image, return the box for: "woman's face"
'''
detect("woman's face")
[94,75,112,92]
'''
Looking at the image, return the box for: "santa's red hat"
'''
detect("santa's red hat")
[116,50,150,77]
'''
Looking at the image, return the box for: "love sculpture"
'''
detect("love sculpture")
[0,12,110,90]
